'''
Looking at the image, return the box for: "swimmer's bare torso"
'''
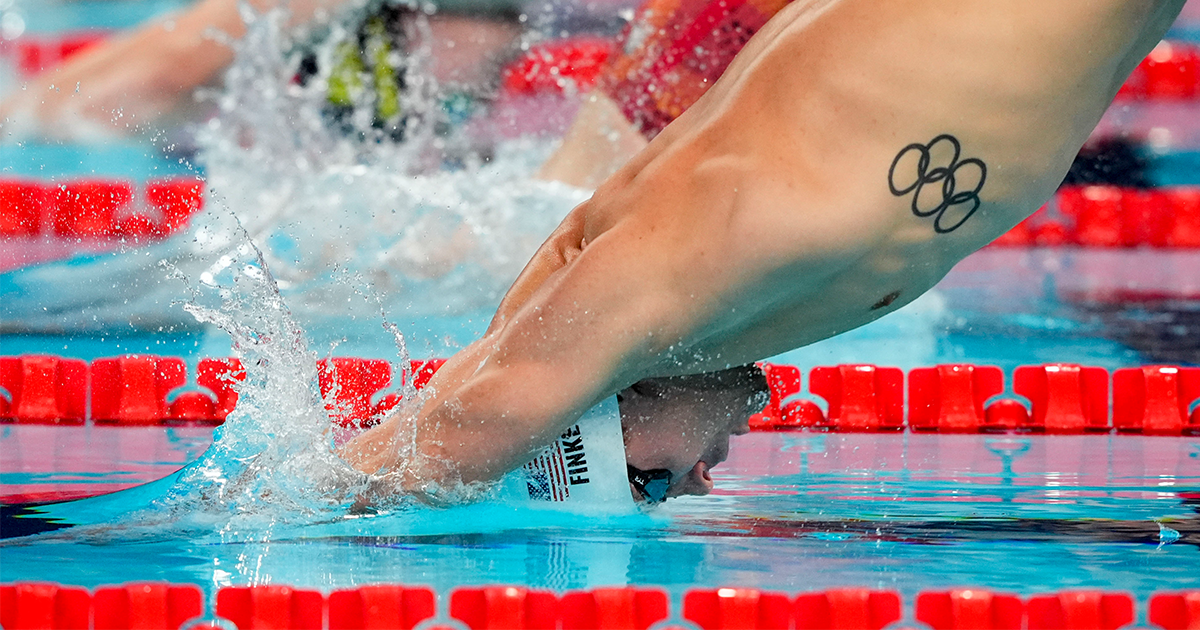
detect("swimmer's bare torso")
[342,0,1185,496]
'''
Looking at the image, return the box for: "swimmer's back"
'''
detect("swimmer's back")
[697,0,1180,244]
[581,0,1185,372]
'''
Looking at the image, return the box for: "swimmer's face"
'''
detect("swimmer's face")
[618,371,768,502]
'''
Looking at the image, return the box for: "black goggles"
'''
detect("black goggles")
[627,464,673,504]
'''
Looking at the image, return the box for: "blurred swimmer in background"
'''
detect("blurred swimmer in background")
[0,0,523,141]
[0,0,776,189]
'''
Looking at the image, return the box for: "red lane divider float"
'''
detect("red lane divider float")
[1118,41,1200,101]
[90,356,188,426]
[501,38,613,96]
[1113,366,1200,435]
[1013,364,1111,434]
[1026,592,1135,630]
[989,185,1200,249]
[52,180,133,238]
[808,365,905,432]
[916,589,1025,630]
[2,584,1198,630]
[5,355,1200,434]
[0,356,87,425]
[10,31,108,77]
[0,177,205,241]
[0,583,91,630]
[0,180,48,238]
[792,589,902,630]
[1150,592,1200,630]
[0,355,450,428]
[216,586,326,630]
[908,364,1005,433]
[684,588,791,630]
[451,586,560,630]
[327,585,436,630]
[92,584,203,630]
[145,179,206,236]
[559,588,668,630]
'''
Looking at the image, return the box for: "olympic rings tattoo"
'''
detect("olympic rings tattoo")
[887,134,987,234]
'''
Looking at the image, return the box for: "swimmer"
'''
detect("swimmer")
[343,0,1188,500]
[617,367,769,501]
[0,0,521,139]
[345,364,769,504]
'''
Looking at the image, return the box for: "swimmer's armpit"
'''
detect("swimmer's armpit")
[887,134,988,234]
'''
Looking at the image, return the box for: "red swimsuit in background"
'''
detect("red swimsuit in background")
[597,0,791,138]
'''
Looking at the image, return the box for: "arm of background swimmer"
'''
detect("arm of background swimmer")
[0,0,351,132]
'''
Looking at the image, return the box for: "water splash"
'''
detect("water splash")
[3,0,595,541]
[0,0,590,342]
[145,1,541,530]
[1155,520,1181,548]
[196,0,589,323]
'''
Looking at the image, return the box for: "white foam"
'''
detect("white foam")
[83,1,592,536]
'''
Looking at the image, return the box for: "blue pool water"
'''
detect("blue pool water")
[2,432,1198,604]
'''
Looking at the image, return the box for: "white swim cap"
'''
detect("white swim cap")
[497,397,635,508]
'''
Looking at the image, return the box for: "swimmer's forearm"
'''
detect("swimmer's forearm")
[338,338,500,478]
[116,0,357,93]
[418,359,599,484]
[340,334,597,490]
[346,230,683,491]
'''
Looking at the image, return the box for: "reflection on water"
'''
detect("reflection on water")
[3,432,1198,597]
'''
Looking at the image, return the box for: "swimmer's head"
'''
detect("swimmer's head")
[617,364,769,502]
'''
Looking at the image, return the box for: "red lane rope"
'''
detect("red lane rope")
[3,179,1197,253]
[1,583,1197,630]
[499,38,1200,103]
[0,177,204,241]
[990,186,1200,249]
[2,355,1198,434]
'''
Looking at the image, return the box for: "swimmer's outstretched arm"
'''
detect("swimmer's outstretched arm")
[0,0,351,137]
[345,0,1186,498]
